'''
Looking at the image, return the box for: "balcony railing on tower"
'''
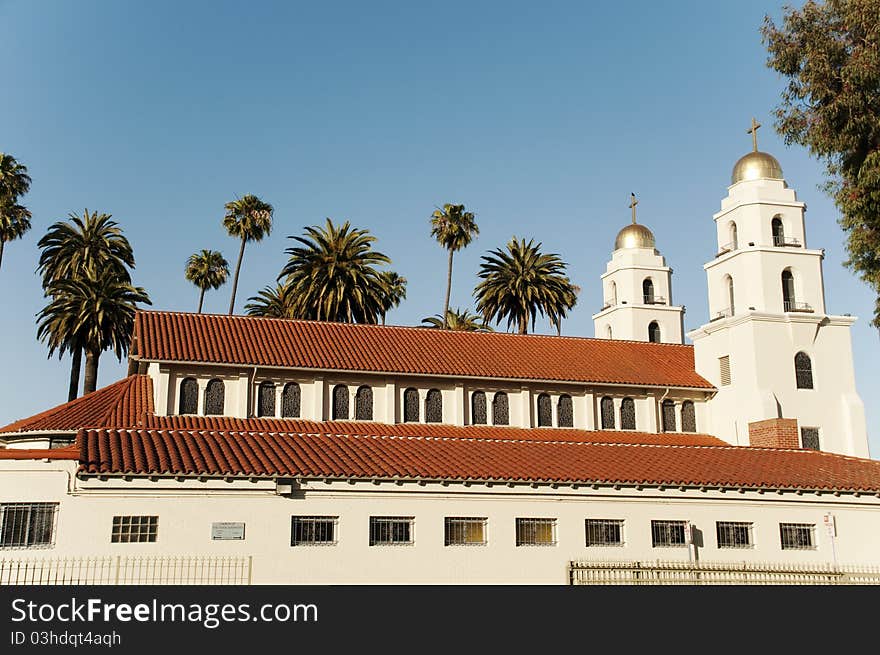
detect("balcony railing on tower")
[784,300,813,313]
[773,236,802,248]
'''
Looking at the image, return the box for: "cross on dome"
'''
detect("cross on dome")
[747,117,761,152]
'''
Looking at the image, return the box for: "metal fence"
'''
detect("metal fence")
[0,555,253,585]
[569,559,880,585]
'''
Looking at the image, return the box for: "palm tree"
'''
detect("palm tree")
[430,203,479,328]
[245,283,295,318]
[549,281,581,336]
[0,153,32,270]
[379,271,407,325]
[37,269,151,395]
[223,194,274,314]
[474,237,578,334]
[185,249,229,313]
[421,308,493,331]
[279,218,392,323]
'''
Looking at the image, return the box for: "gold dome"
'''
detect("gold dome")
[731,151,783,184]
[614,223,655,250]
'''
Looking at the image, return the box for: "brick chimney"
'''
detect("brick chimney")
[748,418,800,449]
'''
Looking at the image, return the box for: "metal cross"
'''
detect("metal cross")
[747,117,761,152]
[629,193,638,224]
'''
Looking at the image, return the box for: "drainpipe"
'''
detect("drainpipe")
[658,387,670,432]
[248,366,258,418]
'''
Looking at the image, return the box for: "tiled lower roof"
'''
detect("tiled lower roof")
[0,447,79,460]
[77,427,880,493]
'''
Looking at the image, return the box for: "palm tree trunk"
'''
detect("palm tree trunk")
[0,240,4,270]
[197,287,206,313]
[83,349,100,395]
[519,314,528,334]
[443,249,453,328]
[228,237,246,315]
[67,346,82,401]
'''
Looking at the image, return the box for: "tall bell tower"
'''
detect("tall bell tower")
[689,119,868,457]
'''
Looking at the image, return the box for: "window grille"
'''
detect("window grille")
[471,391,487,425]
[771,217,785,246]
[369,517,413,546]
[204,379,225,415]
[332,384,349,420]
[651,520,687,547]
[642,278,655,304]
[258,381,275,417]
[719,356,731,386]
[291,516,337,546]
[794,352,814,389]
[281,382,301,418]
[585,519,624,547]
[537,393,552,427]
[600,397,615,429]
[781,269,795,308]
[179,377,198,415]
[620,398,636,430]
[800,427,820,451]
[516,518,556,546]
[425,389,442,423]
[111,516,158,543]
[492,392,509,426]
[355,386,373,420]
[557,394,574,428]
[403,388,419,422]
[444,517,487,546]
[716,521,752,548]
[780,523,815,550]
[661,400,676,432]
[0,503,58,549]
[681,401,696,433]
[648,321,661,343]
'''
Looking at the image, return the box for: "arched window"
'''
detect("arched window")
[600,397,615,429]
[281,382,300,418]
[557,395,573,428]
[681,401,696,432]
[355,385,373,420]
[661,400,676,432]
[606,325,613,339]
[204,379,225,416]
[724,275,735,316]
[642,278,655,304]
[471,391,487,425]
[609,281,617,305]
[620,398,636,430]
[794,352,814,390]
[403,388,419,422]
[258,381,275,418]
[425,389,442,423]
[492,392,509,426]
[648,321,661,343]
[729,222,738,250]
[537,393,552,427]
[179,377,198,415]
[782,269,795,310]
[332,384,349,420]
[772,217,785,246]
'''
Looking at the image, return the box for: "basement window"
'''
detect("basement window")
[584,519,624,547]
[291,516,338,546]
[111,516,158,543]
[0,503,59,549]
[445,517,488,546]
[369,517,413,546]
[515,518,556,547]
[716,521,753,549]
[780,523,815,550]
[651,520,688,548]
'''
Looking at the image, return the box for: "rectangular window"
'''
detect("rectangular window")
[445,517,488,546]
[716,521,753,549]
[800,427,820,450]
[719,356,731,386]
[369,516,413,546]
[111,516,158,543]
[584,519,624,547]
[0,503,58,549]
[515,518,556,547]
[651,520,688,548]
[780,523,815,550]
[291,516,337,546]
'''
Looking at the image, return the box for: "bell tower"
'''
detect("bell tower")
[689,119,868,457]
[593,194,685,344]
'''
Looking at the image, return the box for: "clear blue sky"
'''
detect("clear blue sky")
[1,1,877,455]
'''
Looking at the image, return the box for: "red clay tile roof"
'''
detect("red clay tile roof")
[77,427,880,493]
[0,375,153,435]
[133,311,714,389]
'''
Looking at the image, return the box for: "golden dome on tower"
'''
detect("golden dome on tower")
[614,223,655,250]
[731,151,783,184]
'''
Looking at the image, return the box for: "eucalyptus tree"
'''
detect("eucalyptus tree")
[185,249,229,313]
[223,194,274,314]
[430,203,479,328]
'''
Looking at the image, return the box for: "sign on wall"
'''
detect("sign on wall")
[211,522,246,540]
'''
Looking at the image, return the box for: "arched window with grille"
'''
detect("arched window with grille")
[471,391,487,425]
[661,399,676,432]
[782,269,795,311]
[204,379,225,416]
[403,388,419,422]
[492,392,509,426]
[794,352,814,390]
[600,397,615,429]
[425,389,442,423]
[557,394,573,428]
[609,281,617,305]
[772,216,785,246]
[681,401,696,432]
[725,275,735,316]
[258,381,275,418]
[648,321,661,343]
[355,385,373,420]
[332,384,349,420]
[179,377,198,415]
[620,397,636,430]
[281,382,301,418]
[642,278,655,304]
[536,393,552,427]
[729,222,738,250]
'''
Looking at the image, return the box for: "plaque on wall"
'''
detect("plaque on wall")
[211,522,246,540]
